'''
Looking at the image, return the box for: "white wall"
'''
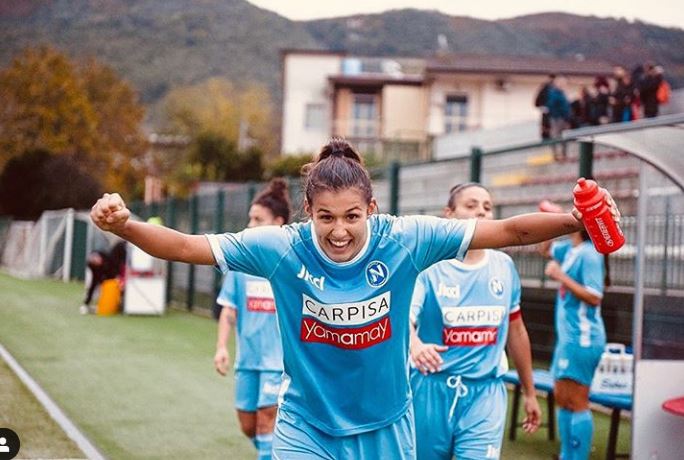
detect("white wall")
[632,360,684,459]
[428,74,594,136]
[382,85,427,140]
[282,54,342,155]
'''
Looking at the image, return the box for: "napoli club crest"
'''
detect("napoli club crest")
[489,277,505,299]
[366,261,389,287]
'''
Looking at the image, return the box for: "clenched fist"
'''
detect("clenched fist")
[91,193,130,234]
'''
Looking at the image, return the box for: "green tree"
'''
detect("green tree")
[79,58,148,192]
[0,149,103,220]
[161,77,274,186]
[0,46,98,170]
[0,46,147,194]
[266,153,313,178]
[188,132,263,183]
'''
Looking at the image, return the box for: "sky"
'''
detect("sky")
[247,0,684,29]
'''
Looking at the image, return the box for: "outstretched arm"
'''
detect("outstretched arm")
[91,193,215,265]
[470,212,583,250]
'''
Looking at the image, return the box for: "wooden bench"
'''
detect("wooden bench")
[503,369,632,460]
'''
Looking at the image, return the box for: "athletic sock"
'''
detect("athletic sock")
[255,433,272,460]
[558,408,573,459]
[559,408,593,460]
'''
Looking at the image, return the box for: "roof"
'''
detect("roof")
[280,48,347,58]
[328,74,424,88]
[565,113,684,190]
[427,53,613,77]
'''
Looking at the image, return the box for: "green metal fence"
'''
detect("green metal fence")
[129,138,683,313]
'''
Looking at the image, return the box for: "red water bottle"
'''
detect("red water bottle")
[573,178,625,254]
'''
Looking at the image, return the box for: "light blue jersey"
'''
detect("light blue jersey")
[206,214,475,436]
[217,272,283,371]
[410,250,521,379]
[551,240,606,347]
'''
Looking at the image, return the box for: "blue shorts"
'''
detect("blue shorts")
[410,371,507,460]
[272,405,416,460]
[234,369,282,412]
[551,341,604,386]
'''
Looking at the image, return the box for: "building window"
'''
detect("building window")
[304,103,325,130]
[352,93,378,138]
[444,94,468,133]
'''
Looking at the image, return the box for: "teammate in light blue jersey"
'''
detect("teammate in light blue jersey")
[91,138,619,459]
[543,225,608,460]
[409,183,540,460]
[213,178,290,460]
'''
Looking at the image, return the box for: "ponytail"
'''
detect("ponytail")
[301,137,373,206]
[253,177,292,223]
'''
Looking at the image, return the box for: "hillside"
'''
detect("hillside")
[304,10,684,86]
[1,3,682,111]
[0,0,319,102]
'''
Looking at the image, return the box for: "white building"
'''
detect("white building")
[281,49,613,160]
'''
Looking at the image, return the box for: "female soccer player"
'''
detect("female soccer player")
[409,183,541,460]
[213,178,291,460]
[543,227,608,460]
[90,138,617,459]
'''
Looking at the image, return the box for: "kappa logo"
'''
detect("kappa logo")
[489,277,505,299]
[365,260,389,287]
[297,264,325,290]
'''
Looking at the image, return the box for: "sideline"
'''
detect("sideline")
[0,343,106,460]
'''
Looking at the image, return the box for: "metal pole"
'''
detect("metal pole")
[633,163,648,361]
[630,162,648,458]
[63,208,74,282]
[578,141,594,179]
[388,161,400,216]
[470,147,482,183]
[214,190,225,301]
[165,197,177,307]
[187,194,198,311]
[661,197,671,294]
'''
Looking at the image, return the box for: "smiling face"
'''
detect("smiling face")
[445,185,493,221]
[305,187,377,263]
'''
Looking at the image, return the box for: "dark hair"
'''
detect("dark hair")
[301,137,373,206]
[446,182,490,209]
[252,177,292,223]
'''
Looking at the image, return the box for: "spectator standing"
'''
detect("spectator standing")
[610,67,637,123]
[534,74,556,140]
[639,63,664,118]
[546,76,571,139]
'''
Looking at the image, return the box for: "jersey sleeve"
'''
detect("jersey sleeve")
[409,271,428,326]
[205,225,291,279]
[580,248,605,299]
[216,271,239,310]
[508,259,522,321]
[397,215,476,271]
[551,239,572,263]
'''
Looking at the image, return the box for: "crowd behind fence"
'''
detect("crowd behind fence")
[126,139,684,313]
